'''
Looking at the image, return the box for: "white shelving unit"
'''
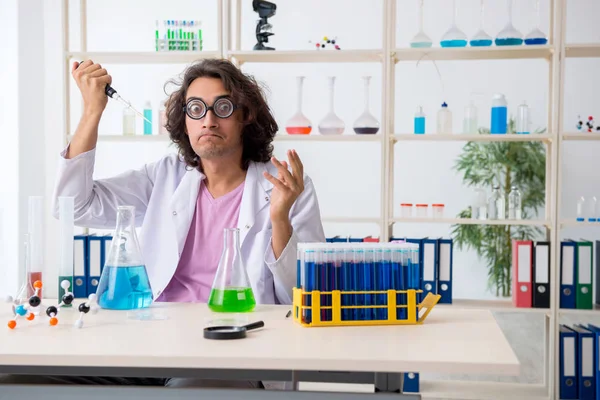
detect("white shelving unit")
[59,0,599,398]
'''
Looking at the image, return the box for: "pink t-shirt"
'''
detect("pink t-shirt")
[157,180,244,303]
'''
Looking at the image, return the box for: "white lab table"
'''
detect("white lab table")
[0,302,520,399]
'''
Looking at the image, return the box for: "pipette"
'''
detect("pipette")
[76,61,151,124]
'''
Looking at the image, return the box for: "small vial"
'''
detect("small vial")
[414,106,425,134]
[588,196,597,222]
[488,186,505,220]
[516,101,530,134]
[436,102,452,134]
[472,187,487,220]
[143,101,152,135]
[491,94,507,134]
[400,203,413,218]
[122,107,136,136]
[508,186,522,220]
[577,196,586,222]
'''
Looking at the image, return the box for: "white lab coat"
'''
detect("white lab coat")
[52,146,326,305]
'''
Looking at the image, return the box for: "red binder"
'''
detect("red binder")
[512,239,533,308]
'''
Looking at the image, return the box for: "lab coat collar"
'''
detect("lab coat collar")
[169,161,273,254]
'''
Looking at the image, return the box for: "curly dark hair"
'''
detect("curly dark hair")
[164,58,277,171]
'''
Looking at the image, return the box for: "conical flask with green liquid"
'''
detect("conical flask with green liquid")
[208,228,256,313]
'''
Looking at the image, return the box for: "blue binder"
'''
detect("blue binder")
[437,238,453,304]
[421,238,438,298]
[87,235,103,296]
[560,241,577,309]
[587,324,600,400]
[73,234,88,299]
[571,324,596,400]
[101,234,112,274]
[403,372,419,393]
[560,324,579,399]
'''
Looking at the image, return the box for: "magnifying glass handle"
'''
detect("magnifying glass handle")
[244,321,265,331]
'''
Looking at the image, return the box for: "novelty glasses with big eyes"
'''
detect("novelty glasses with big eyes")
[183,97,238,120]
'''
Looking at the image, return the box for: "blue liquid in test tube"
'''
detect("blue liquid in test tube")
[304,250,316,324]
[353,249,364,320]
[364,248,374,320]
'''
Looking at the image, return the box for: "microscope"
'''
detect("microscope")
[252,0,276,50]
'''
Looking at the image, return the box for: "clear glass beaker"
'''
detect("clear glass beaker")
[318,76,345,135]
[97,206,153,310]
[525,0,547,45]
[410,0,432,48]
[353,76,379,134]
[440,0,467,48]
[208,228,256,313]
[285,76,312,135]
[470,0,493,47]
[495,0,523,46]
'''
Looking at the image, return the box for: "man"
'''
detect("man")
[1,58,325,388]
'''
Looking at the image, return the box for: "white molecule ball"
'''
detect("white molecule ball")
[90,307,99,315]
[60,280,71,290]
[88,293,97,303]
[74,320,84,329]
[4,295,14,303]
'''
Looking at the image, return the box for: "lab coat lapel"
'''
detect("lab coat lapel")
[169,167,203,255]
[238,163,273,246]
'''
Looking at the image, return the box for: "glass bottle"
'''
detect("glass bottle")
[588,196,597,222]
[143,101,152,135]
[491,94,508,134]
[495,0,523,46]
[470,0,493,47]
[410,0,432,48]
[97,206,153,310]
[516,101,530,134]
[123,107,136,136]
[471,187,487,220]
[436,102,452,134]
[508,186,522,220]
[285,76,312,135]
[353,76,379,134]
[414,106,425,134]
[318,76,345,135]
[577,196,586,222]
[208,228,256,313]
[440,0,467,48]
[463,101,478,134]
[525,0,547,45]
[488,186,505,220]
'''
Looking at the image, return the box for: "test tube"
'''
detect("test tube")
[325,248,335,322]
[392,247,405,320]
[28,196,44,298]
[374,247,388,320]
[364,247,374,321]
[304,249,315,324]
[341,246,352,321]
[58,197,74,305]
[353,249,364,320]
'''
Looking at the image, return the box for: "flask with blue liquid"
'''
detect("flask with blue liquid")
[491,94,507,134]
[97,206,153,310]
[414,106,425,134]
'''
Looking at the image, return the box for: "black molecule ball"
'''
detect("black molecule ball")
[78,303,91,314]
[29,296,41,308]
[46,306,58,317]
[62,293,75,305]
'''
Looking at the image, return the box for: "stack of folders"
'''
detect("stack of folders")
[511,240,551,308]
[73,233,112,298]
[325,235,454,394]
[559,324,600,399]
[560,240,599,310]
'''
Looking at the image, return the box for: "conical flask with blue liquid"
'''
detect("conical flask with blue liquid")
[96,206,153,310]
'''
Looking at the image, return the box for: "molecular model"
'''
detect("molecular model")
[576,115,600,132]
[5,280,99,330]
[309,36,341,50]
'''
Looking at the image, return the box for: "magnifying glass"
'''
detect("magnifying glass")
[203,321,265,340]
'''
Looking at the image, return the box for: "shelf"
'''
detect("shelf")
[441,299,550,315]
[559,305,600,316]
[561,132,600,141]
[69,134,382,143]
[393,133,552,142]
[67,51,221,64]
[391,217,550,227]
[393,45,553,62]
[565,43,600,58]
[228,50,382,64]
[560,219,600,228]
[420,380,548,400]
[275,134,383,142]
[321,217,381,224]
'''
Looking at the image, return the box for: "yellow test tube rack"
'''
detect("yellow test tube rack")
[292,287,441,327]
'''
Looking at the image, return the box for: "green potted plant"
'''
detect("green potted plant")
[451,119,546,297]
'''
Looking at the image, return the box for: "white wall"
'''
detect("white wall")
[0,0,20,297]
[35,0,600,299]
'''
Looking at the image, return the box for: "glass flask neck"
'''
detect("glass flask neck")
[296,76,305,113]
[223,228,241,254]
[418,0,424,31]
[506,0,513,23]
[327,77,336,113]
[362,76,371,112]
[452,0,458,26]
[479,0,485,29]
[115,206,136,235]
[534,0,541,29]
